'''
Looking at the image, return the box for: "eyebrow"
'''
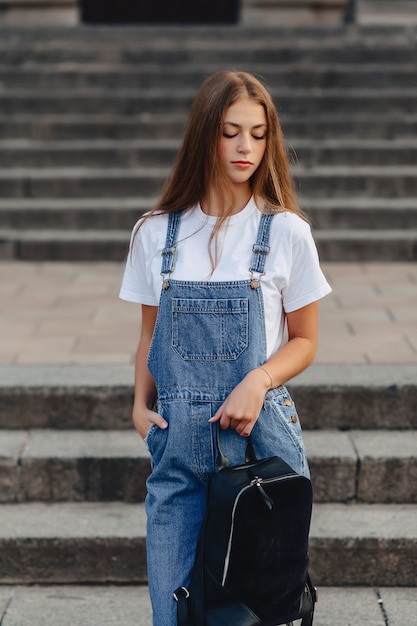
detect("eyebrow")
[223,122,267,129]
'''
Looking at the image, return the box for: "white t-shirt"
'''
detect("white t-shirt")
[119,197,331,359]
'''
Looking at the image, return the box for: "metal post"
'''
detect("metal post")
[343,0,357,23]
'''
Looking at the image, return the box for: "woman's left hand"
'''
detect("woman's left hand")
[209,368,270,437]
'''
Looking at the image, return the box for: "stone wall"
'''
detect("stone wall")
[0,0,415,27]
[242,0,350,26]
[0,0,350,26]
[358,1,417,25]
[0,0,79,26]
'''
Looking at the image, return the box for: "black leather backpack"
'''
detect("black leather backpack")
[174,429,317,626]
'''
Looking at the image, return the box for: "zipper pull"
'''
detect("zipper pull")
[251,476,274,510]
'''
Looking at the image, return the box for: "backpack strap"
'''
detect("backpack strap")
[299,575,317,626]
[173,586,190,626]
[174,511,207,626]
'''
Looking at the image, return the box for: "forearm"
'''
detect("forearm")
[131,305,167,438]
[256,335,317,390]
[133,338,157,412]
[256,301,319,389]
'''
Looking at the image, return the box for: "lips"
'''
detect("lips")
[232,161,253,169]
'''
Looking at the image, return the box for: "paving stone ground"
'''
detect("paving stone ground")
[0,261,416,366]
[1,585,417,625]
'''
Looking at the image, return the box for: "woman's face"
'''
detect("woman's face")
[219,97,267,191]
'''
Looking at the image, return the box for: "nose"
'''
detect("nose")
[237,133,252,154]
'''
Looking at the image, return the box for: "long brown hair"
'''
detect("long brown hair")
[133,70,307,264]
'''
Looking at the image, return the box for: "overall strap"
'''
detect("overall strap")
[161,211,182,289]
[249,211,275,288]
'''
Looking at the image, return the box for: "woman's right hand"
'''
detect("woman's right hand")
[132,405,168,441]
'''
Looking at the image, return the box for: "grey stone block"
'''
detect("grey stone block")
[1,585,416,626]
[0,238,15,259]
[315,230,417,262]
[310,503,417,585]
[0,431,27,503]
[1,139,417,169]
[19,430,150,502]
[1,364,415,431]
[313,587,386,625]
[351,430,417,503]
[2,66,417,91]
[0,502,147,583]
[1,585,152,626]
[304,430,357,502]
[289,364,417,429]
[0,385,134,429]
[378,588,417,626]
[1,502,416,586]
[1,227,416,262]
[16,234,130,262]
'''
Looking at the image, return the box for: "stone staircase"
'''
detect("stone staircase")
[0,24,417,262]
[0,364,416,621]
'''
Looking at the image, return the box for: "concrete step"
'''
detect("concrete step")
[314,229,417,262]
[0,197,151,230]
[0,24,414,44]
[1,113,417,141]
[1,89,417,116]
[2,226,417,261]
[0,113,189,141]
[0,501,416,585]
[2,197,416,231]
[0,139,181,168]
[0,585,153,626]
[306,198,417,230]
[0,585,416,626]
[1,138,417,168]
[1,428,416,505]
[0,364,415,431]
[0,37,415,65]
[0,430,150,504]
[0,228,130,261]
[0,502,147,584]
[2,64,417,90]
[1,165,417,198]
[310,503,417,586]
[0,167,169,198]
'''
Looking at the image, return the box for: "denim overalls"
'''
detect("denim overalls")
[145,210,309,626]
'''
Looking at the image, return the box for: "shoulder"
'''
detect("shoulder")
[130,211,170,252]
[269,211,312,243]
[134,207,199,236]
[134,210,169,235]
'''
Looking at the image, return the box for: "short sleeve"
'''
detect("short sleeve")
[282,226,331,313]
[119,221,160,306]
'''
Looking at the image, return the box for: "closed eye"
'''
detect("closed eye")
[222,133,265,140]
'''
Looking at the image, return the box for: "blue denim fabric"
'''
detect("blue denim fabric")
[145,212,309,626]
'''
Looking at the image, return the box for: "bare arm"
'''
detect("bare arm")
[209,301,319,437]
[132,304,168,439]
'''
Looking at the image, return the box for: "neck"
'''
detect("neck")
[201,187,251,217]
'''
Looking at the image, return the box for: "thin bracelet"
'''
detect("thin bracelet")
[257,366,273,389]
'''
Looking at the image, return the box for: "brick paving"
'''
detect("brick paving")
[0,261,416,366]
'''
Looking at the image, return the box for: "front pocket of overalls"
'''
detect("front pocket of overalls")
[172,297,249,361]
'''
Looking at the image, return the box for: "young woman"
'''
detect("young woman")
[119,70,331,626]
